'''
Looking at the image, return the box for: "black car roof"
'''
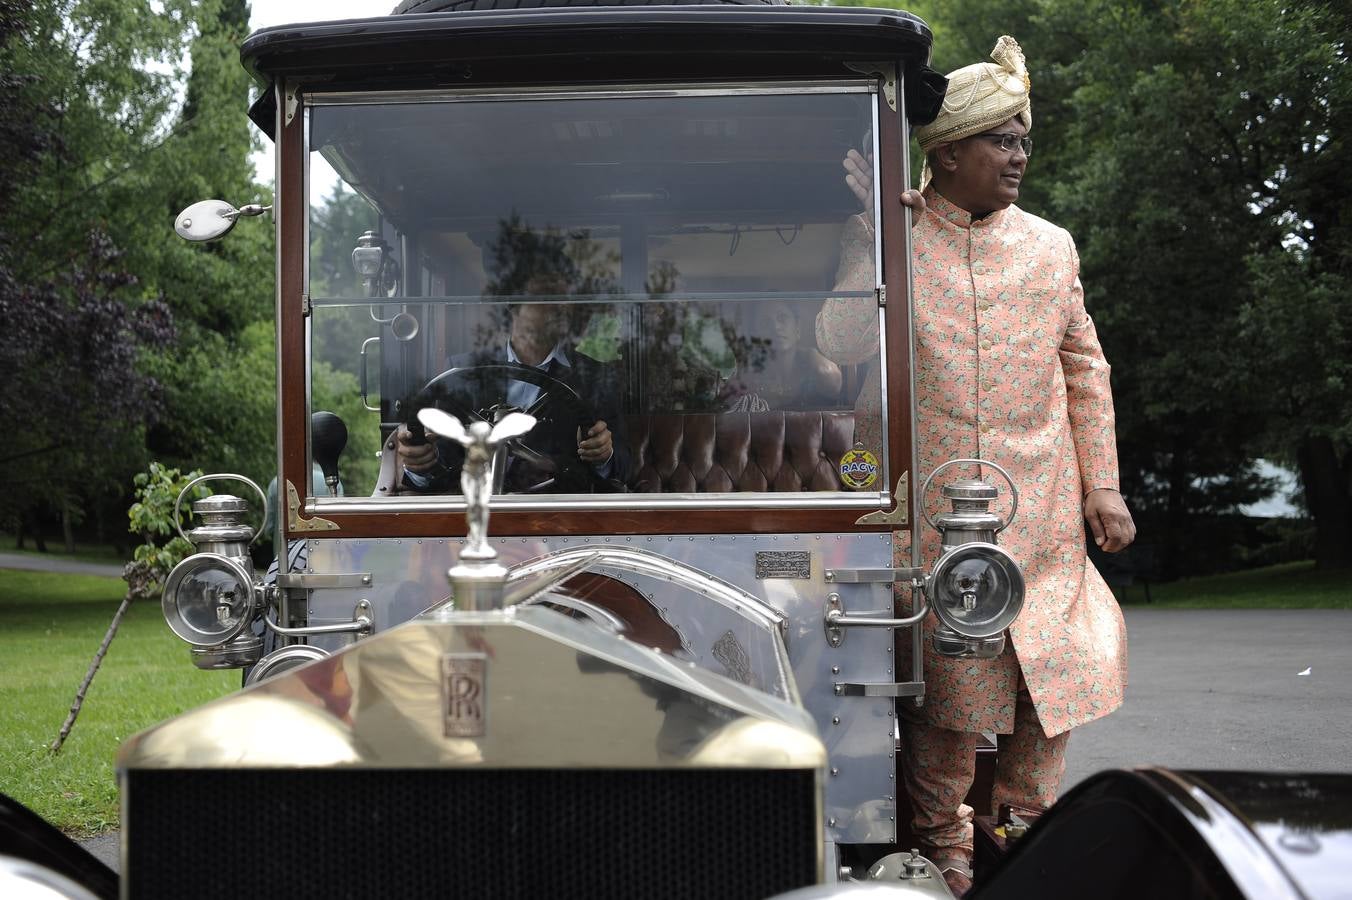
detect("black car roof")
[240,6,932,86]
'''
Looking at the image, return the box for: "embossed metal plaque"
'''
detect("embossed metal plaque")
[441,653,487,738]
[712,630,752,686]
[754,550,811,580]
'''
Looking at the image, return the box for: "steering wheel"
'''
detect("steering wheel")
[410,363,618,494]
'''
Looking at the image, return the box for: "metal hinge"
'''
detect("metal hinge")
[856,474,910,527]
[302,293,312,316]
[285,480,339,533]
[877,285,887,306]
[844,62,898,112]
[283,81,299,127]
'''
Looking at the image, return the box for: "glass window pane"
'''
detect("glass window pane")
[307,88,883,501]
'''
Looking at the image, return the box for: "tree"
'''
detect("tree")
[846,0,1351,572]
[0,231,175,548]
[0,1,277,545]
[1042,0,1351,569]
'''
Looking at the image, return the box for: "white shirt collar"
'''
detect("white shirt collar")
[506,339,571,370]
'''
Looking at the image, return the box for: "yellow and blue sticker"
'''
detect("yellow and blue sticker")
[838,447,880,490]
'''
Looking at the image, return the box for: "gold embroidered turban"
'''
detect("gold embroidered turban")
[914,35,1032,152]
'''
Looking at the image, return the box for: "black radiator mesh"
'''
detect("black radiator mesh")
[125,768,817,899]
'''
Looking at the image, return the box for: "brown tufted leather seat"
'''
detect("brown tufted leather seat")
[627,411,856,493]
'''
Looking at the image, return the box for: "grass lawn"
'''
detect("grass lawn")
[1116,560,1351,608]
[0,569,236,836]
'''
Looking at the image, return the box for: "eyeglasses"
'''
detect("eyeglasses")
[973,133,1033,157]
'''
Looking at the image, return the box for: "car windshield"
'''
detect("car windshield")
[306,85,885,502]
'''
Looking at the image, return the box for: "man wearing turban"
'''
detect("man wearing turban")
[818,36,1135,895]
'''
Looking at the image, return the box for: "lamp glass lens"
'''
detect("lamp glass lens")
[351,246,383,276]
[939,555,1013,632]
[175,563,250,641]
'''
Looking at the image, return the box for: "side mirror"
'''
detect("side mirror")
[174,199,272,242]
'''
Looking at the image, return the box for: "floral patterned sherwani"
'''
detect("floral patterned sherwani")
[817,189,1128,857]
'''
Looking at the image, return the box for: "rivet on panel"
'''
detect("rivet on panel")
[831,716,840,725]
[830,768,839,776]
[831,665,840,674]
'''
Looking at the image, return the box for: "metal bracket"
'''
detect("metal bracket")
[877,285,887,307]
[301,293,312,317]
[286,480,340,533]
[825,593,845,648]
[825,566,922,584]
[845,61,898,112]
[855,473,910,527]
[283,82,299,127]
[265,598,373,639]
[276,572,373,590]
[834,681,925,698]
[824,591,929,649]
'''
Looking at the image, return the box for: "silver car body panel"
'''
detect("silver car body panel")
[301,532,899,844]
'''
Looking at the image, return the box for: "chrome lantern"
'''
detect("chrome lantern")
[161,475,268,669]
[922,459,1025,659]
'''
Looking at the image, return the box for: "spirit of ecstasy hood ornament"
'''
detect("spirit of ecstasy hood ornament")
[417,408,536,561]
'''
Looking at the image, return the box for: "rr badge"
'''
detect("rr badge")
[441,653,488,738]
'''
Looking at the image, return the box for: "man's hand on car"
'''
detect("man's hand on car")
[842,148,926,221]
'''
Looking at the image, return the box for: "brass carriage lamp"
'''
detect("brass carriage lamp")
[923,460,1026,659]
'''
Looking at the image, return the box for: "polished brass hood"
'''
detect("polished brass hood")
[119,604,825,772]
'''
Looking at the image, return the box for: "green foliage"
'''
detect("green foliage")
[882,0,1352,570]
[1,0,275,546]
[144,319,279,484]
[125,462,208,598]
[313,359,384,496]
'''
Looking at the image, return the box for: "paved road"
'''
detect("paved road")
[1062,607,1352,792]
[0,551,124,579]
[71,607,1352,873]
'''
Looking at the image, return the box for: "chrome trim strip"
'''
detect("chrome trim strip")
[872,95,892,487]
[509,547,786,629]
[307,290,877,308]
[521,594,626,634]
[508,546,796,702]
[308,491,890,516]
[901,81,921,572]
[302,103,316,523]
[871,100,882,287]
[306,81,878,105]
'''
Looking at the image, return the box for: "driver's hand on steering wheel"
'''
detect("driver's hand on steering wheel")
[577,420,614,466]
[395,424,440,473]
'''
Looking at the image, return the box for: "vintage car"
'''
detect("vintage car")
[2,3,1345,899]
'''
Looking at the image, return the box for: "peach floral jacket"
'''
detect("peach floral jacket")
[817,190,1127,738]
